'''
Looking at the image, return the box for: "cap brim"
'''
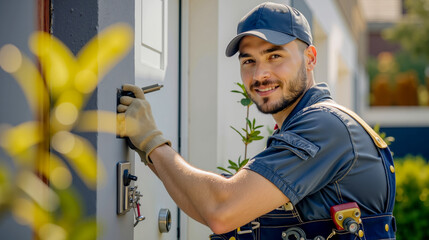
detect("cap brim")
[225,29,296,57]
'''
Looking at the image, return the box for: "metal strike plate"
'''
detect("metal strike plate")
[117,162,131,215]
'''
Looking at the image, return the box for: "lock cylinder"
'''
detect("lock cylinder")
[123,169,137,186]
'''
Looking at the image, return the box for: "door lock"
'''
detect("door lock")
[117,162,138,215]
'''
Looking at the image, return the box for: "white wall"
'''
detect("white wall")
[183,0,285,238]
[217,0,287,176]
[306,0,357,109]
[184,0,220,238]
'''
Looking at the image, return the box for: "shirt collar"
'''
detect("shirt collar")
[280,82,332,130]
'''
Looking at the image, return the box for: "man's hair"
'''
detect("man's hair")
[296,39,309,53]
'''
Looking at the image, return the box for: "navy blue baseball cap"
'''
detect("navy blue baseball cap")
[225,2,313,57]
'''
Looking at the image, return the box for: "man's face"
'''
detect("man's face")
[238,36,308,114]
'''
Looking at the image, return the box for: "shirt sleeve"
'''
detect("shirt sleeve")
[244,107,355,205]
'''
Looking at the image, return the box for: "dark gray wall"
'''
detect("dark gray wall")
[50,0,99,219]
[51,0,99,55]
[0,1,35,127]
[0,0,36,239]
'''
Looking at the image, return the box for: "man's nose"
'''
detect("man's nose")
[253,62,271,81]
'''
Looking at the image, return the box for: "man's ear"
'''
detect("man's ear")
[305,45,317,71]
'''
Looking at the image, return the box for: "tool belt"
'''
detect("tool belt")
[209,210,396,240]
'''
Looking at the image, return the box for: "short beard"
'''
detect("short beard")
[251,62,308,114]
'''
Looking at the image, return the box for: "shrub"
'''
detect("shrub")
[394,155,429,240]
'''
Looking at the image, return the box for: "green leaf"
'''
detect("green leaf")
[237,82,246,92]
[231,90,247,98]
[240,158,249,167]
[237,156,242,165]
[230,126,245,139]
[228,166,238,170]
[217,167,233,175]
[232,83,249,98]
[252,136,264,140]
[241,128,250,134]
[237,82,252,100]
[373,124,380,133]
[241,98,251,106]
[372,123,395,146]
[246,118,252,128]
[228,160,238,168]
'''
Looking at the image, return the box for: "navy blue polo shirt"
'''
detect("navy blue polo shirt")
[244,83,388,221]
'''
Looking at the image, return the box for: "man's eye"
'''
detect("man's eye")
[270,54,281,59]
[242,59,254,65]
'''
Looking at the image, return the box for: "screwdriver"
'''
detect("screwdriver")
[120,84,164,98]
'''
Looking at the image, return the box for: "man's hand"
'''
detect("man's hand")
[117,84,171,164]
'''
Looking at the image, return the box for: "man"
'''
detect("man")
[117,2,396,239]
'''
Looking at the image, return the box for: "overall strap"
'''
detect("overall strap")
[313,102,387,148]
[379,146,396,213]
[314,102,396,212]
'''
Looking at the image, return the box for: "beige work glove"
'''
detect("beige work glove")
[117,84,171,164]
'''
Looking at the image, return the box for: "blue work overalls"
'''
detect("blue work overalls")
[210,102,396,240]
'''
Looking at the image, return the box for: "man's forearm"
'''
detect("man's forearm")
[148,144,290,234]
[149,144,229,227]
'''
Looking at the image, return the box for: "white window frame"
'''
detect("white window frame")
[135,0,168,84]
[358,70,429,127]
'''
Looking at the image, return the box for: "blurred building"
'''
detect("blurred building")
[361,0,403,56]
[359,0,429,160]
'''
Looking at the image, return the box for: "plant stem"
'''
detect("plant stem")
[244,105,250,161]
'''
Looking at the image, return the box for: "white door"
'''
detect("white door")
[134,0,180,239]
